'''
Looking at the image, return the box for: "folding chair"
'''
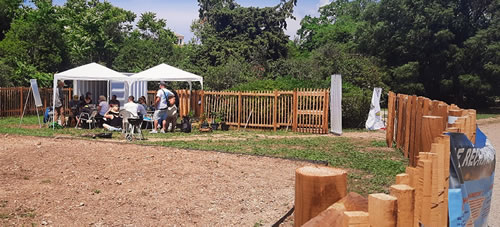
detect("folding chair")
[77,110,97,129]
[119,110,144,141]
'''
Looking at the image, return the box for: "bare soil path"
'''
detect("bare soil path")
[481,120,500,227]
[0,135,309,226]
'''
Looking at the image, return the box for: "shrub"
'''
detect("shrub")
[342,82,371,128]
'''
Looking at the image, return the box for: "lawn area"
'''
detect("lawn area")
[477,113,500,120]
[4,115,407,195]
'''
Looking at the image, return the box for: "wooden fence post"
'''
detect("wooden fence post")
[273,90,278,131]
[200,90,205,116]
[238,91,242,129]
[386,91,396,147]
[19,87,24,116]
[292,89,298,132]
[368,193,397,227]
[322,89,329,134]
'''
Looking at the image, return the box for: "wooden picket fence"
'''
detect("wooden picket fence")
[300,91,478,226]
[147,90,204,118]
[0,87,73,117]
[2,87,329,133]
[200,89,330,133]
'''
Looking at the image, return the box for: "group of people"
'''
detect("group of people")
[52,80,179,133]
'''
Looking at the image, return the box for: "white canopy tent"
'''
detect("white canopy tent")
[128,63,204,113]
[127,63,204,92]
[52,62,129,127]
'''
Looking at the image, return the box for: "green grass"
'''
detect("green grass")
[476,113,499,120]
[1,115,407,195]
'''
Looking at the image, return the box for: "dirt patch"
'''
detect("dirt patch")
[477,116,500,125]
[0,135,308,226]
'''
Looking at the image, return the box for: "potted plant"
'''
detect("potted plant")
[200,113,209,129]
[210,112,220,130]
[219,112,229,131]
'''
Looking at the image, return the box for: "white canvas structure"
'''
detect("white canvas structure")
[52,62,129,127]
[365,87,385,130]
[330,74,342,135]
[127,63,203,91]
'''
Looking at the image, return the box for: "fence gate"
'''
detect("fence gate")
[292,89,330,134]
[201,89,329,134]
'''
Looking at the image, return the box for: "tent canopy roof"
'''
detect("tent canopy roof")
[129,63,203,87]
[54,62,128,81]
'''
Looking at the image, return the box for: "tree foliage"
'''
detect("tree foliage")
[0,0,497,109]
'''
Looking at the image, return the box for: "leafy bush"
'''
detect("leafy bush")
[342,82,371,128]
[228,76,329,91]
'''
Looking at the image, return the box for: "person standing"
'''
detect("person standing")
[53,80,65,126]
[151,81,173,133]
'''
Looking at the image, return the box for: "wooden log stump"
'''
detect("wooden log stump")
[295,166,348,227]
[390,184,415,227]
[302,192,368,227]
[368,193,397,227]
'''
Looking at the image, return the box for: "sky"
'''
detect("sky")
[51,0,331,42]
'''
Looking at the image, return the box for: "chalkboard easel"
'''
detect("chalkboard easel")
[19,79,43,128]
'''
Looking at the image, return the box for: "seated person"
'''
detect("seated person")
[138,96,148,110]
[102,106,122,131]
[109,95,120,107]
[96,95,109,128]
[164,95,178,132]
[69,95,80,127]
[123,96,146,118]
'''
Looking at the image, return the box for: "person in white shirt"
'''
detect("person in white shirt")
[151,81,173,133]
[97,95,109,117]
[123,96,146,118]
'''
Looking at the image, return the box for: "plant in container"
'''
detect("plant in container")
[210,112,220,130]
[200,113,209,128]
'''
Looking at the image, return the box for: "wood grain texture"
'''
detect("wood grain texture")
[295,166,347,226]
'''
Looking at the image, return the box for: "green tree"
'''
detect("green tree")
[0,0,65,86]
[191,0,297,90]
[357,0,498,107]
[0,0,23,41]
[60,0,135,67]
[113,12,177,72]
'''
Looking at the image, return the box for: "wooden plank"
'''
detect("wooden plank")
[412,98,425,166]
[323,90,330,134]
[396,95,407,149]
[407,95,417,161]
[386,91,396,147]
[343,211,369,227]
[238,92,242,129]
[421,116,444,154]
[404,95,412,157]
[293,89,298,131]
[368,193,397,227]
[390,184,415,227]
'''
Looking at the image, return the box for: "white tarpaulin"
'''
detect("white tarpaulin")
[128,63,203,90]
[330,74,342,135]
[365,87,385,130]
